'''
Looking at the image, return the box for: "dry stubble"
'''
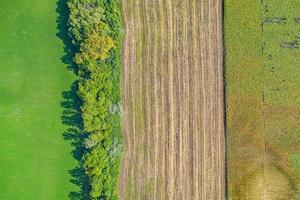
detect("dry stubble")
[119,0,225,199]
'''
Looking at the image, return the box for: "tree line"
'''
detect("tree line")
[67,0,122,199]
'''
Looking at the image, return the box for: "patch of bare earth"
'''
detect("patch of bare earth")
[119,0,225,199]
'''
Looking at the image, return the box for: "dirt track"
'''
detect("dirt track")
[119,0,225,199]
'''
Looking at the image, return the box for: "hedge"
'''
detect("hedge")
[67,0,123,199]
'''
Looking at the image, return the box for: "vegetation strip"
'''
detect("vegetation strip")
[67,0,122,199]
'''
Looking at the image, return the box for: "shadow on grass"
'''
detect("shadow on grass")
[56,0,89,199]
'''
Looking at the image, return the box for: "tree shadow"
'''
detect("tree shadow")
[56,0,89,199]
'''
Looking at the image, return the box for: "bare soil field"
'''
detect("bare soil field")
[119,0,225,199]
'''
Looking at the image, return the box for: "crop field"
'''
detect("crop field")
[0,0,78,199]
[119,0,225,199]
[226,0,300,199]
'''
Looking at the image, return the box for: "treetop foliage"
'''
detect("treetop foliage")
[67,0,122,199]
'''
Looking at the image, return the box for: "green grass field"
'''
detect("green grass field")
[226,0,300,199]
[0,0,79,199]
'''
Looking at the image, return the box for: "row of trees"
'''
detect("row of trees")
[67,0,122,199]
